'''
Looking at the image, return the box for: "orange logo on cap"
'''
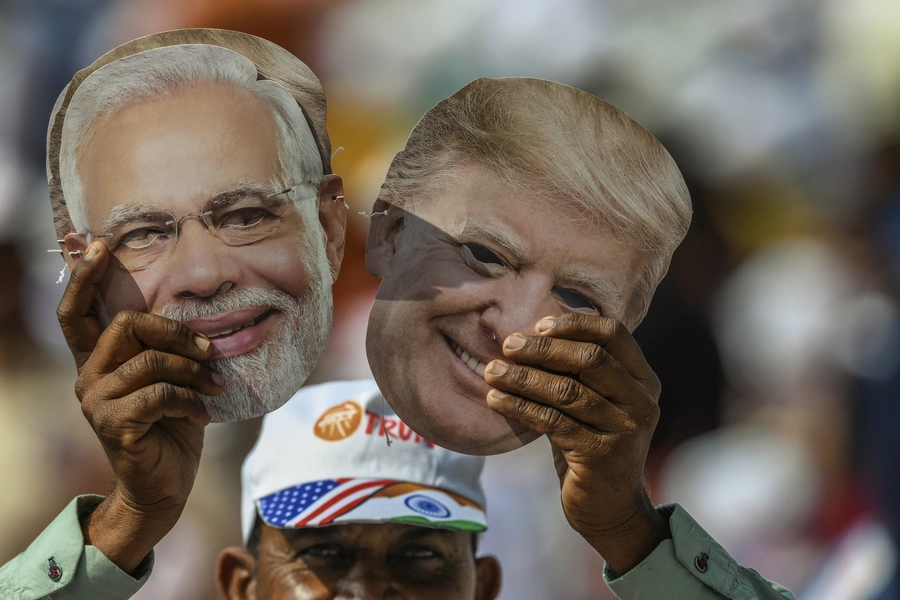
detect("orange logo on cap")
[314,401,363,442]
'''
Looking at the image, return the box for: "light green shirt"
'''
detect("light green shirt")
[605,504,796,599]
[0,496,152,600]
[0,497,792,599]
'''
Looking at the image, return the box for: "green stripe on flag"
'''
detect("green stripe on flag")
[390,516,487,532]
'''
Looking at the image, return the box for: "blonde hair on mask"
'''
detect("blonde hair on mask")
[379,77,692,328]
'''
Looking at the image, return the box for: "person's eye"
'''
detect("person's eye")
[396,544,441,560]
[298,543,345,559]
[553,288,599,313]
[462,242,505,267]
[119,227,168,249]
[219,207,272,228]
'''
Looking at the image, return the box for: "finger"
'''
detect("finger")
[98,350,224,399]
[499,334,648,403]
[550,443,569,483]
[532,314,660,396]
[84,311,213,378]
[484,360,626,429]
[85,382,211,446]
[486,388,596,454]
[56,242,110,369]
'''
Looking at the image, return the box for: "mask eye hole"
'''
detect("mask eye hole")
[218,207,271,229]
[553,288,598,313]
[462,242,505,266]
[118,226,170,249]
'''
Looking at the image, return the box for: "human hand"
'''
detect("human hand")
[483,313,669,575]
[56,242,223,572]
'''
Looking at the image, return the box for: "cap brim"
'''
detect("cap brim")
[256,478,487,533]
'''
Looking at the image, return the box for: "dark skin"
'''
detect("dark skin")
[59,255,665,579]
[55,177,347,575]
[483,314,671,575]
[57,240,220,573]
[364,195,669,574]
[57,233,500,599]
[216,523,501,600]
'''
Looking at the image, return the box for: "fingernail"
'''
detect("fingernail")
[489,388,509,400]
[85,243,100,260]
[485,360,508,376]
[194,336,211,352]
[211,372,225,386]
[536,318,555,333]
[504,334,525,350]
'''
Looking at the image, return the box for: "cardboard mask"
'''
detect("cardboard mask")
[49,30,342,422]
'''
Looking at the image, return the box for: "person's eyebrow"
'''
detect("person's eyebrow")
[393,527,460,546]
[99,204,170,231]
[560,269,624,313]
[459,220,529,260]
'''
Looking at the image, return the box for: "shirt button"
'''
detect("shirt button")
[694,552,709,573]
[47,556,63,581]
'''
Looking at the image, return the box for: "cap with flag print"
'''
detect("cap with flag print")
[241,379,488,543]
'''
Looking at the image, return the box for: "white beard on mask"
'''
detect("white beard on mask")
[158,280,332,422]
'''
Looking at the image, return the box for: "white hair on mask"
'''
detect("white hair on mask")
[91,185,334,422]
[59,43,324,234]
[61,43,334,421]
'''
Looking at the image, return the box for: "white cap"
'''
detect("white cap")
[241,379,487,543]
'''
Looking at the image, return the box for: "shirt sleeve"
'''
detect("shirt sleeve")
[604,504,796,600]
[0,495,153,600]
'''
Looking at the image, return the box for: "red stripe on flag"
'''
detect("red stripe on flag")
[318,493,371,526]
[298,479,396,526]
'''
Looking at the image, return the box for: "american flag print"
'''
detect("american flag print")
[258,478,398,528]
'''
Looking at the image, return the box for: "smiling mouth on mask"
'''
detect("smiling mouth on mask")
[446,337,488,377]
[207,310,275,339]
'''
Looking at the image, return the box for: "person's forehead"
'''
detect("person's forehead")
[268,522,469,547]
[79,83,280,222]
[409,163,598,241]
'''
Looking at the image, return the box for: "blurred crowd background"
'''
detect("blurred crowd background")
[1,0,899,598]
